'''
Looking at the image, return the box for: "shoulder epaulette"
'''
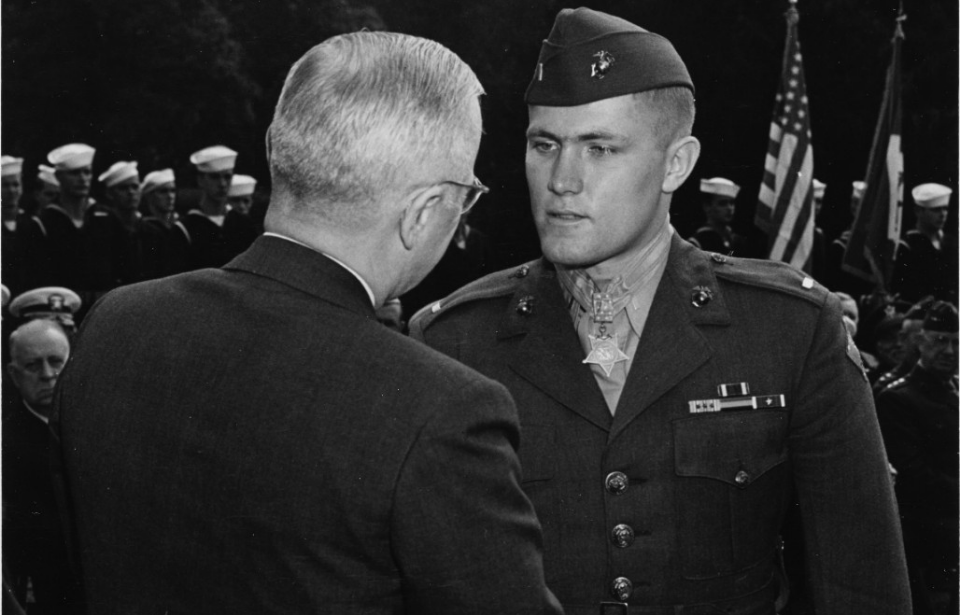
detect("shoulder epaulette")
[711,254,827,307]
[409,260,538,333]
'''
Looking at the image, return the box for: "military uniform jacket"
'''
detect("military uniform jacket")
[411,235,910,614]
[876,364,959,517]
[29,204,132,296]
[181,210,233,270]
[892,230,958,303]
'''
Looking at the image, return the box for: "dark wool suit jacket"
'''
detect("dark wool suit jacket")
[53,235,561,615]
[411,235,911,615]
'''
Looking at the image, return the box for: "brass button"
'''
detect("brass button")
[611,523,635,548]
[516,295,535,316]
[735,470,750,485]
[605,471,628,495]
[691,286,713,308]
[611,576,633,601]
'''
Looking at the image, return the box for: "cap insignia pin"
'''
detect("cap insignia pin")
[591,51,615,79]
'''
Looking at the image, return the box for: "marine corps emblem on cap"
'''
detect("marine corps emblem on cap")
[591,51,615,79]
[525,7,693,107]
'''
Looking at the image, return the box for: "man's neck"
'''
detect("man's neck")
[199,195,226,217]
[584,222,672,287]
[115,208,140,231]
[60,194,88,220]
[916,225,942,244]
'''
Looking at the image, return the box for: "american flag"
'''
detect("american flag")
[841,13,905,290]
[755,4,814,272]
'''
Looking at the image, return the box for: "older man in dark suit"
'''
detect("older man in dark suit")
[412,8,910,614]
[53,32,561,615]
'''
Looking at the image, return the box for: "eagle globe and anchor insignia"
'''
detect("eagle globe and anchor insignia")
[591,50,615,79]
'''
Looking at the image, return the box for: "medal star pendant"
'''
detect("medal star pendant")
[583,333,630,377]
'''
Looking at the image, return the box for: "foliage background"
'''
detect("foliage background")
[3,0,957,265]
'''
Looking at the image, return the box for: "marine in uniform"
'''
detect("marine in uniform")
[139,168,190,278]
[182,145,237,270]
[892,183,957,304]
[411,8,910,613]
[223,173,260,258]
[876,301,959,614]
[689,177,746,256]
[28,144,130,315]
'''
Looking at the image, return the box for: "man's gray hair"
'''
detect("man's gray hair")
[268,31,484,228]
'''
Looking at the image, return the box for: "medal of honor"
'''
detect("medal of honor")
[581,291,630,377]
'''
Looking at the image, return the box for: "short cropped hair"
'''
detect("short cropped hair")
[268,32,484,228]
[633,87,696,150]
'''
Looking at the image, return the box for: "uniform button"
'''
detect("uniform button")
[611,523,635,548]
[605,471,629,494]
[611,576,633,601]
[690,285,713,308]
[735,470,750,485]
[516,295,535,316]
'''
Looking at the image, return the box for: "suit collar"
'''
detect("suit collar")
[224,235,376,319]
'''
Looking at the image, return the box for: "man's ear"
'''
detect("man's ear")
[662,135,701,194]
[398,185,446,251]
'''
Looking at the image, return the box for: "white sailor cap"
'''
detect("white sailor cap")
[98,161,139,187]
[37,165,60,187]
[911,183,952,209]
[9,286,82,325]
[189,145,237,173]
[141,169,176,194]
[47,143,96,170]
[1,284,9,309]
[851,181,866,201]
[228,174,256,197]
[700,177,740,199]
[1,156,24,177]
[813,179,826,200]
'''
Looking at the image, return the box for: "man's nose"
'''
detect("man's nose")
[548,150,583,195]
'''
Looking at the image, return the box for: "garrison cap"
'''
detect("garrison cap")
[38,165,60,187]
[48,143,95,170]
[190,146,237,173]
[228,174,257,197]
[525,7,693,106]
[923,301,958,333]
[1,156,24,177]
[700,177,739,199]
[141,169,175,194]
[911,183,952,209]
[98,161,139,187]
[9,286,82,327]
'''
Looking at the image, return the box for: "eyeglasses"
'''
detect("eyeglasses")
[441,178,490,214]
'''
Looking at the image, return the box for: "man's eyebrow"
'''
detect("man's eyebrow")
[526,127,624,142]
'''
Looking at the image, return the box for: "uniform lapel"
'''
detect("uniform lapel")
[610,237,730,441]
[506,264,613,431]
